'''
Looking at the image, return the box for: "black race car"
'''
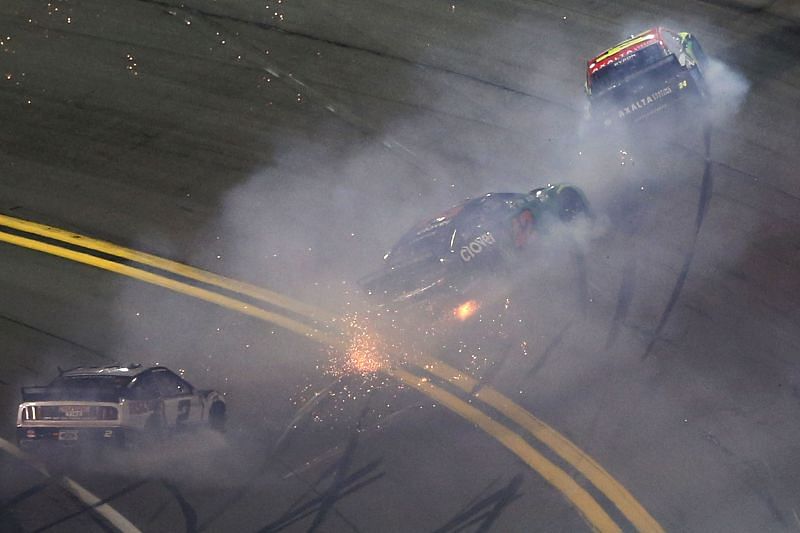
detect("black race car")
[360,184,589,308]
[585,27,709,128]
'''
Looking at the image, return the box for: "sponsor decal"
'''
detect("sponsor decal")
[618,86,673,118]
[460,232,496,262]
[590,37,656,74]
[58,430,78,441]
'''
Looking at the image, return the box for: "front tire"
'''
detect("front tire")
[144,408,165,442]
[557,187,588,221]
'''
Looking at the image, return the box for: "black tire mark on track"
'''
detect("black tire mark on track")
[0,312,111,361]
[161,480,198,533]
[272,379,340,455]
[0,481,51,514]
[133,0,559,104]
[605,258,636,349]
[527,322,571,378]
[644,123,714,358]
[32,479,148,532]
[432,474,524,533]
[259,405,381,533]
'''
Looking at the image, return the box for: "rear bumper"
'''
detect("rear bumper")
[17,426,127,448]
[590,70,705,127]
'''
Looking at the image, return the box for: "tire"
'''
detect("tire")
[209,402,226,433]
[557,188,588,222]
[144,408,165,441]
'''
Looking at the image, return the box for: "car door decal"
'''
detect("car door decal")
[512,210,534,248]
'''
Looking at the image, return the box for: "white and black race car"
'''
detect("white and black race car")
[16,364,226,449]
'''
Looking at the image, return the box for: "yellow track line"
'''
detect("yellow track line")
[391,367,621,532]
[0,215,662,531]
[0,214,335,323]
[0,231,341,348]
[415,356,663,533]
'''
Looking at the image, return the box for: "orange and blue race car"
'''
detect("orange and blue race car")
[585,27,709,127]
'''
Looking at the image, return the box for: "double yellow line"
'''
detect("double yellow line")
[0,213,662,532]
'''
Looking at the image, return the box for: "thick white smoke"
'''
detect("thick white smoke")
[704,57,751,124]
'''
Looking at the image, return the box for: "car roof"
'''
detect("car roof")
[59,364,155,378]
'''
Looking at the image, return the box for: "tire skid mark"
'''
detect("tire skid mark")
[0,481,51,514]
[32,479,148,533]
[161,480,199,533]
[527,322,571,378]
[260,406,380,533]
[605,258,637,349]
[0,311,111,361]
[132,0,557,104]
[644,123,714,358]
[433,474,524,533]
[0,437,143,532]
[272,379,340,455]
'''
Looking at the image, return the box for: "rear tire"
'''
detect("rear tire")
[209,402,226,433]
[144,409,165,443]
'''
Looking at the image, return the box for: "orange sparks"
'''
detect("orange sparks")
[453,299,479,321]
[330,314,388,376]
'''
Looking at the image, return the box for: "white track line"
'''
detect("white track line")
[0,437,141,533]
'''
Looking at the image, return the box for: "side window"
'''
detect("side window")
[153,370,191,397]
[662,29,691,67]
[129,374,159,400]
[661,29,682,56]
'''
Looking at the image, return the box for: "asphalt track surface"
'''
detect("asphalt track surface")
[2,0,800,531]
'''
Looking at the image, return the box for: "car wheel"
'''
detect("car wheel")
[557,188,588,222]
[142,407,165,445]
[209,402,226,433]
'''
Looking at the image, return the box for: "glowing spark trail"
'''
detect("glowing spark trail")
[453,299,479,321]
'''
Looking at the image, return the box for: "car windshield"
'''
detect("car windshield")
[590,43,668,93]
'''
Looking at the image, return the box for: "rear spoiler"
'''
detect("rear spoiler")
[20,386,51,402]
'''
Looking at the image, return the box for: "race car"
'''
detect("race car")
[585,27,709,127]
[360,184,589,307]
[16,364,226,449]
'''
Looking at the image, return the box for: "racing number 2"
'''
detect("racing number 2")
[512,210,534,248]
[177,399,191,424]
